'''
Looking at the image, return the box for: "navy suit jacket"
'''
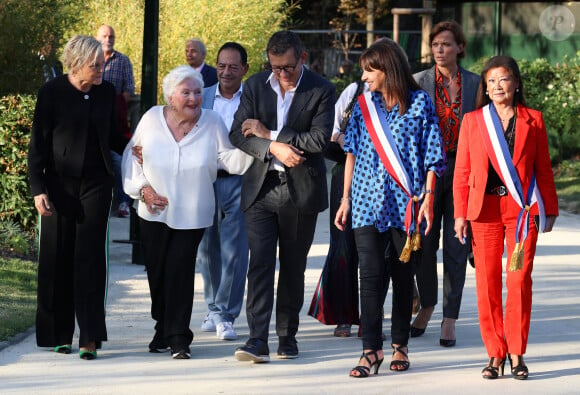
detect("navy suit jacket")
[229,68,336,213]
[201,64,218,88]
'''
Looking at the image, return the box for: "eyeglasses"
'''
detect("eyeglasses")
[267,64,298,74]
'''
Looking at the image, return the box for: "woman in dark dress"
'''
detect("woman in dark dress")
[28,35,125,360]
[308,81,365,337]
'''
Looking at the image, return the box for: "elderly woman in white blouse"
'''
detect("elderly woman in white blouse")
[122,65,251,359]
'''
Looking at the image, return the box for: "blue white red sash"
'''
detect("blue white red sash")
[476,104,546,270]
[358,92,422,262]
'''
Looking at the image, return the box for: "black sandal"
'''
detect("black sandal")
[509,354,529,380]
[349,350,384,378]
[390,344,410,371]
[481,357,505,379]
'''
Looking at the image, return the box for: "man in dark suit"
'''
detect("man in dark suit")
[185,38,218,87]
[229,30,335,363]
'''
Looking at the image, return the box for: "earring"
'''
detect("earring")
[485,91,489,95]
[516,88,520,92]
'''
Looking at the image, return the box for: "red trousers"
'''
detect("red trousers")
[470,194,538,358]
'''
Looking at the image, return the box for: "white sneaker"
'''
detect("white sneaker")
[200,314,215,332]
[216,322,237,340]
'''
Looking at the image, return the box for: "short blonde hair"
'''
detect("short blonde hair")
[61,35,103,75]
[162,65,204,105]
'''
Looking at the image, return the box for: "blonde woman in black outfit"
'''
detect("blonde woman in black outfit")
[28,35,126,360]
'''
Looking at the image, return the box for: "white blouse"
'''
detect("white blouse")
[122,106,252,229]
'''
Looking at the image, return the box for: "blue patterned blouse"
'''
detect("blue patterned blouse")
[344,89,446,233]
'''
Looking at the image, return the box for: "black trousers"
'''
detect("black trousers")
[36,173,113,348]
[139,219,204,350]
[415,156,468,319]
[244,172,318,341]
[355,226,414,350]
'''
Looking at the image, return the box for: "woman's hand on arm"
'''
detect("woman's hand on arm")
[34,194,52,217]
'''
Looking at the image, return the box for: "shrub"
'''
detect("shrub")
[468,53,580,164]
[0,95,37,233]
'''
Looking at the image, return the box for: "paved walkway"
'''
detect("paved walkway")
[1,207,579,394]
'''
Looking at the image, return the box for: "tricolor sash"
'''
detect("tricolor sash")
[358,91,423,262]
[476,104,546,271]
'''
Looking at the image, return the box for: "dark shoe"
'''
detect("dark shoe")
[389,344,410,372]
[481,357,505,379]
[54,345,72,354]
[149,332,170,353]
[410,326,426,338]
[277,336,298,359]
[439,318,456,347]
[508,354,529,380]
[440,338,456,347]
[410,306,433,338]
[334,324,352,337]
[349,350,384,378]
[171,348,191,359]
[234,338,270,363]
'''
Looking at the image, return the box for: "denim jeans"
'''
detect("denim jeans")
[196,175,249,324]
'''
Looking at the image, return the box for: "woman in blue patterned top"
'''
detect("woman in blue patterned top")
[335,38,446,378]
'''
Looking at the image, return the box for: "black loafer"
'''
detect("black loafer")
[234,338,270,363]
[149,332,170,353]
[171,348,191,359]
[277,336,298,359]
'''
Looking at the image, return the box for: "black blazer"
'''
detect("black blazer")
[28,75,126,196]
[229,68,336,213]
[201,64,218,87]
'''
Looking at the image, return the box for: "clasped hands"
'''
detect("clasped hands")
[242,118,305,168]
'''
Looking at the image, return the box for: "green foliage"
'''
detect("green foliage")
[64,0,291,103]
[0,257,37,342]
[0,220,31,256]
[0,95,37,233]
[0,0,79,95]
[520,54,580,163]
[468,53,580,163]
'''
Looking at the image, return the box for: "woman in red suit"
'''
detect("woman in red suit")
[453,56,558,380]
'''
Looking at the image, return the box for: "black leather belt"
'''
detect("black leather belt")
[486,185,508,196]
[217,170,233,178]
[265,170,286,185]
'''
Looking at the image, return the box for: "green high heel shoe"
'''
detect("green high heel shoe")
[54,345,72,354]
[79,349,97,360]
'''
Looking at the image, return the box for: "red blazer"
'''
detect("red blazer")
[453,104,559,221]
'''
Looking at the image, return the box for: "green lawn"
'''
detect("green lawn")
[0,257,37,342]
[555,175,580,213]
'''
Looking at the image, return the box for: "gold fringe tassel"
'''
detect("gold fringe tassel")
[399,235,412,263]
[508,241,524,272]
[411,231,421,251]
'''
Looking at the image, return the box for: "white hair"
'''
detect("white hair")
[161,65,204,105]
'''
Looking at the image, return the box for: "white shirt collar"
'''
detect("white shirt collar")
[214,83,243,100]
[266,65,305,93]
